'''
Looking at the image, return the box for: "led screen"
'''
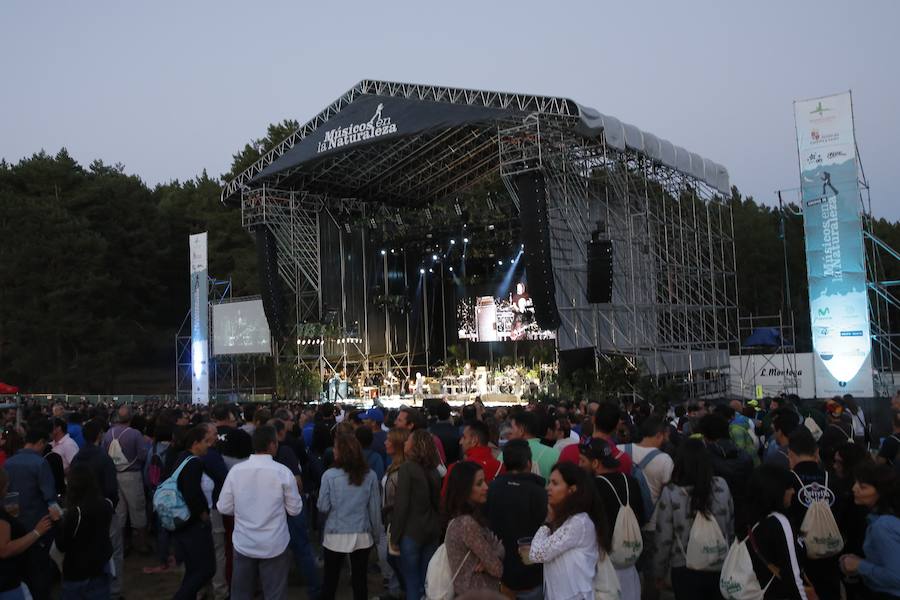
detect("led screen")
[457,282,555,342]
[212,300,272,355]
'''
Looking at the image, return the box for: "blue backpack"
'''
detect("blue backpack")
[152,456,195,531]
[624,444,661,521]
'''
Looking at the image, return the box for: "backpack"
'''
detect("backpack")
[803,417,823,441]
[676,489,728,572]
[598,474,643,568]
[623,444,660,520]
[147,442,166,489]
[152,456,196,531]
[108,427,136,472]
[719,516,784,600]
[425,524,471,600]
[791,470,843,559]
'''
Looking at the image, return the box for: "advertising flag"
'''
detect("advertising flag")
[795,92,873,397]
[189,233,210,405]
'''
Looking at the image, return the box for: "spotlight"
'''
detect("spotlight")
[380,249,386,256]
[296,338,302,345]
[432,254,438,261]
[463,237,469,243]
[488,224,495,231]
[420,268,425,274]
[450,239,456,245]
[429,268,434,273]
[498,260,503,266]
[449,266,454,272]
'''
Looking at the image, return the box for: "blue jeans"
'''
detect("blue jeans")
[287,507,321,600]
[0,585,26,600]
[399,536,438,600]
[61,576,111,600]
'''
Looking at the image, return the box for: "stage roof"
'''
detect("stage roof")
[222,80,730,205]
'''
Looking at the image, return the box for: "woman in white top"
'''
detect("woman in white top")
[317,433,382,600]
[529,461,610,600]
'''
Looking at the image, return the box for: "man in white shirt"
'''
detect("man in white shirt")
[217,425,302,600]
[50,418,79,472]
[548,416,579,451]
[618,416,673,600]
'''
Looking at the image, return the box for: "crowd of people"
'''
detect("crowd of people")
[0,391,897,600]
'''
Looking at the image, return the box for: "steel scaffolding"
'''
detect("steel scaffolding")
[498,114,737,396]
[224,81,737,396]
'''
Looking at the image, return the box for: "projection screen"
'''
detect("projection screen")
[212,299,272,356]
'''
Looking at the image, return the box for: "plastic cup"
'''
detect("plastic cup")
[517,536,534,565]
[3,492,19,518]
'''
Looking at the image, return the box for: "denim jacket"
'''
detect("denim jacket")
[317,467,382,537]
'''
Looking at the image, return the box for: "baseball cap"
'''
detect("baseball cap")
[361,408,384,423]
[580,438,620,469]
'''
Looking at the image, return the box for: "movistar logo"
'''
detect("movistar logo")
[818,308,830,317]
[810,101,831,116]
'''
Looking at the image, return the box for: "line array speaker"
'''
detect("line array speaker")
[514,172,561,331]
[255,226,286,339]
[586,239,613,303]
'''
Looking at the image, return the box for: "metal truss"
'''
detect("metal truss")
[499,114,738,397]
[222,80,579,203]
[226,82,737,397]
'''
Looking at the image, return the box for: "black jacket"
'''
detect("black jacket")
[54,497,114,581]
[429,421,460,465]
[71,443,119,507]
[486,471,547,591]
[707,438,753,531]
[174,452,208,525]
[748,513,806,600]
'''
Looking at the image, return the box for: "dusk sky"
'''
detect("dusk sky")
[3,1,898,220]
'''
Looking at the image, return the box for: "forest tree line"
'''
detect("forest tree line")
[1,121,898,392]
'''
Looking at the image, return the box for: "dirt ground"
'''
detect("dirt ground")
[122,545,385,600]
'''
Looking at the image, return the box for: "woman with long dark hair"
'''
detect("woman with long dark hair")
[317,432,381,600]
[443,461,504,596]
[0,467,52,600]
[741,465,808,600]
[839,463,900,599]
[654,438,734,600]
[55,464,114,599]
[529,462,608,600]
[377,428,409,600]
[392,429,442,600]
[171,425,215,600]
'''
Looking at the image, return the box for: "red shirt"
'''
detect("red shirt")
[441,445,505,497]
[560,436,633,475]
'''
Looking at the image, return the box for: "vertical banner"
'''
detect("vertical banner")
[190,233,210,405]
[795,92,873,397]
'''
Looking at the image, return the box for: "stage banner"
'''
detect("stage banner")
[795,92,873,397]
[189,233,210,405]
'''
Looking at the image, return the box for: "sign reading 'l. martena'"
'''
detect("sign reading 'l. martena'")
[317,103,398,153]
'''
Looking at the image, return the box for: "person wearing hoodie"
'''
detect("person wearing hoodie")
[486,439,547,600]
[698,413,753,533]
[442,421,503,497]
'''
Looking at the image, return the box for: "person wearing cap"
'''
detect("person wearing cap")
[581,439,646,600]
[361,408,387,463]
[819,398,854,471]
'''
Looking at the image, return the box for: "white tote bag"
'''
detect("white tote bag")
[599,475,643,568]
[594,552,622,600]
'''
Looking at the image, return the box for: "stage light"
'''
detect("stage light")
[450,239,456,245]
[498,260,503,266]
[432,254,438,261]
[420,268,426,274]
[380,249,386,256]
[297,338,302,345]
[488,224,495,231]
[449,266,454,272]
[463,237,469,243]
[391,249,396,254]
[429,268,434,273]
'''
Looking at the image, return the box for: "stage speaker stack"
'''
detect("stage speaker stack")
[586,238,613,303]
[514,171,561,331]
[255,226,286,339]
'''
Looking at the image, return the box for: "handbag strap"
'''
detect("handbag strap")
[451,550,472,585]
[598,475,625,507]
